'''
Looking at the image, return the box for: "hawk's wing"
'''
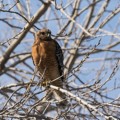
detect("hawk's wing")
[54,40,64,81]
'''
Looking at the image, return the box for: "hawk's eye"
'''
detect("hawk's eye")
[41,32,45,35]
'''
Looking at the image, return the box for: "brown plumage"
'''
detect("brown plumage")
[32,28,66,106]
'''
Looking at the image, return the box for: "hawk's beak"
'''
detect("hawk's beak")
[47,33,51,37]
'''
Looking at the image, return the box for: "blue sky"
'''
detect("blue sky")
[0,0,120,106]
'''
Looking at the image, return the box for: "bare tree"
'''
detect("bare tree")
[0,0,120,119]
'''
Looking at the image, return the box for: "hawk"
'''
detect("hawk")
[32,28,66,106]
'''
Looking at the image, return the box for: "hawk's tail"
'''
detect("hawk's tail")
[53,89,67,108]
[41,87,67,108]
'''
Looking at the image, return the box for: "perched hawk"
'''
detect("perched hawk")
[32,28,65,106]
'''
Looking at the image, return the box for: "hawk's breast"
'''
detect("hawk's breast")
[40,41,57,68]
[39,40,56,59]
[38,40,59,79]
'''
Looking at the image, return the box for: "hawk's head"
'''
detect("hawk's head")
[36,28,51,41]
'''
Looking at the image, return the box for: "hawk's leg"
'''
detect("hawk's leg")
[41,79,51,87]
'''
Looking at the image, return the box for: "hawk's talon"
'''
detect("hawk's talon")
[41,80,51,87]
